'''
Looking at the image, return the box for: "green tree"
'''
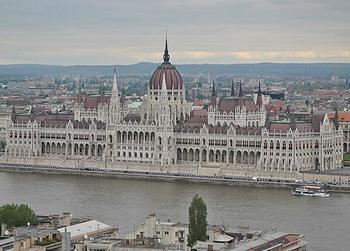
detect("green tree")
[188,194,207,247]
[0,203,38,227]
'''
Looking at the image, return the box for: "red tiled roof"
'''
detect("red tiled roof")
[188,109,208,125]
[83,96,110,109]
[328,111,350,122]
[306,114,325,132]
[14,113,74,127]
[269,123,290,133]
[218,97,258,112]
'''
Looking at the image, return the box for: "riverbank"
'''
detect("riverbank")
[0,156,349,192]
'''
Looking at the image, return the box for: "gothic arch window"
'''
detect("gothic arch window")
[276,141,280,150]
[264,141,267,149]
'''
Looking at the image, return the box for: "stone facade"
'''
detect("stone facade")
[4,41,343,172]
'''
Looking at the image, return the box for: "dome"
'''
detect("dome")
[149,38,183,90]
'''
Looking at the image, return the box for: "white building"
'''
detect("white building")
[4,39,343,172]
[125,213,187,248]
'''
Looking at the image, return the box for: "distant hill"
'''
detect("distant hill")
[0,63,349,78]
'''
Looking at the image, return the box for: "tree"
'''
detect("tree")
[188,194,207,247]
[0,203,38,227]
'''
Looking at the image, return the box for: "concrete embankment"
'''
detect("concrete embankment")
[0,163,349,193]
[0,163,291,188]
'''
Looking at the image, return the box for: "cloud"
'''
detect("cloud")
[0,0,349,64]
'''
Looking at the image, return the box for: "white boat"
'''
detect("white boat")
[291,185,330,197]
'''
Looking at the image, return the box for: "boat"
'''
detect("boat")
[291,185,330,197]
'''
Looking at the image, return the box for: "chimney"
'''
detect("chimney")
[61,228,71,251]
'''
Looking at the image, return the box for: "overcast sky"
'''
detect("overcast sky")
[0,0,349,65]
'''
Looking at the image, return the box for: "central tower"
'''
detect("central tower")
[140,36,191,125]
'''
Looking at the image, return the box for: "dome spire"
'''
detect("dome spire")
[163,34,170,63]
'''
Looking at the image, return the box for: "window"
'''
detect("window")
[164,231,169,235]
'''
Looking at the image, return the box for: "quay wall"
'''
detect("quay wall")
[0,156,349,192]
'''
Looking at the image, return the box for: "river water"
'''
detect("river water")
[0,172,349,251]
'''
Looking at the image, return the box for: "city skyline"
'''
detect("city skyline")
[0,0,350,65]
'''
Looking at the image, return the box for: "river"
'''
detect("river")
[0,172,349,251]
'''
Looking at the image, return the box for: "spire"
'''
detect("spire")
[111,68,118,100]
[160,73,170,126]
[109,68,121,124]
[334,106,340,130]
[11,105,16,122]
[257,80,263,107]
[30,103,34,121]
[210,81,217,107]
[238,80,244,106]
[161,73,167,92]
[121,84,126,107]
[265,112,270,129]
[163,35,170,63]
[231,80,235,97]
[289,111,296,131]
[212,81,216,96]
[238,80,243,97]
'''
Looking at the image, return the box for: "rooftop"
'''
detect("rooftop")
[57,220,112,239]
